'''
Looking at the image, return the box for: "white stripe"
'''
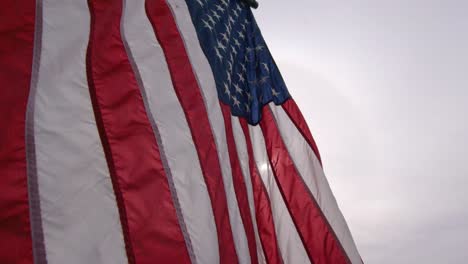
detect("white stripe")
[248,125,311,264]
[166,0,251,263]
[34,1,127,263]
[270,103,362,263]
[232,117,267,264]
[121,1,219,263]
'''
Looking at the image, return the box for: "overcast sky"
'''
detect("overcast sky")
[254,1,468,263]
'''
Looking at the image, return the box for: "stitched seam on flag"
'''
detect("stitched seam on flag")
[120,0,196,262]
[85,1,136,263]
[280,100,322,166]
[265,105,352,264]
[25,1,47,263]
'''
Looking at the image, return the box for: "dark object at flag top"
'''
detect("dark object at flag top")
[242,0,259,9]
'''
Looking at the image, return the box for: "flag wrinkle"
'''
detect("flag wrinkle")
[26,0,47,263]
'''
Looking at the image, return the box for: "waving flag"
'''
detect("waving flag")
[0,0,361,263]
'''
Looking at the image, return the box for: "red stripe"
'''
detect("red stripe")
[145,1,239,262]
[86,1,191,263]
[281,99,322,165]
[260,106,350,264]
[239,120,283,264]
[220,103,259,264]
[0,2,35,263]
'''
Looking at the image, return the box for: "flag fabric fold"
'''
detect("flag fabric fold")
[0,0,362,263]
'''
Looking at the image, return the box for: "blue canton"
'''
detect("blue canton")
[185,0,290,125]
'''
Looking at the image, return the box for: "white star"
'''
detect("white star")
[231,46,238,56]
[241,63,247,73]
[233,9,239,18]
[272,88,280,97]
[216,4,225,12]
[246,92,252,101]
[237,73,245,83]
[217,40,227,52]
[234,83,243,94]
[238,31,245,40]
[245,103,250,112]
[224,82,231,95]
[233,96,241,108]
[215,47,223,61]
[255,45,265,51]
[196,0,204,7]
[244,18,250,25]
[236,4,242,12]
[229,16,236,25]
[202,19,213,31]
[220,32,229,42]
[246,47,254,53]
[212,10,221,20]
[241,24,246,31]
[259,76,269,84]
[225,24,231,35]
[261,62,270,72]
[227,71,232,83]
[221,0,229,7]
[207,15,216,25]
[234,38,241,48]
[227,61,233,72]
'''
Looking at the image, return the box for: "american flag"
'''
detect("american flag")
[0,0,361,263]
[186,0,290,125]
